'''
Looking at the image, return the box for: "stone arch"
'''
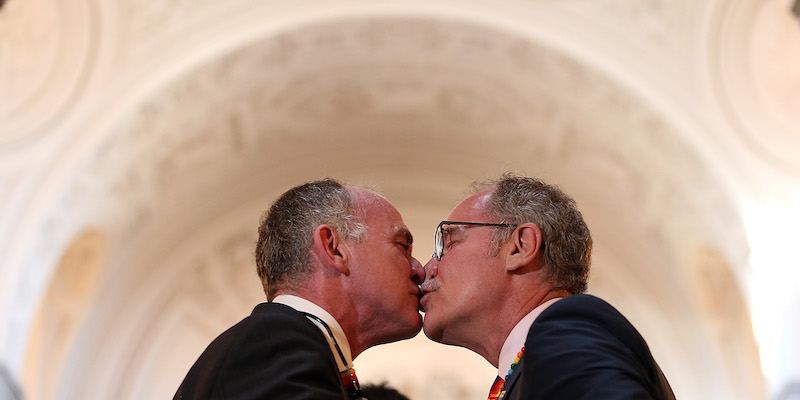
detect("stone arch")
[22,229,107,400]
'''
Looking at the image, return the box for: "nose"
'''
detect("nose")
[410,257,425,285]
[422,257,438,283]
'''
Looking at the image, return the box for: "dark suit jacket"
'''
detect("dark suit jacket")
[174,302,347,400]
[503,294,675,400]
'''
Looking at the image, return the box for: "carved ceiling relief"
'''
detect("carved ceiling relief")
[122,0,186,34]
[712,0,800,174]
[558,0,697,54]
[85,19,535,199]
[107,18,741,256]
[561,125,650,203]
[59,15,738,311]
[270,73,521,129]
[218,228,263,304]
[181,260,230,313]
[103,225,261,400]
[49,19,744,306]
[0,0,94,145]
[81,85,251,239]
[0,0,59,112]
[141,226,260,321]
[552,81,740,283]
[619,108,748,273]
[117,0,189,60]
[149,119,245,192]
[122,19,554,137]
[749,0,800,132]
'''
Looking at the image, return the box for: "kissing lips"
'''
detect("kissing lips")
[418,278,440,312]
[413,285,424,312]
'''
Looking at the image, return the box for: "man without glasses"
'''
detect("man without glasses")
[420,174,675,400]
[175,178,424,400]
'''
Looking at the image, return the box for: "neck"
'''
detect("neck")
[275,286,367,358]
[470,286,570,368]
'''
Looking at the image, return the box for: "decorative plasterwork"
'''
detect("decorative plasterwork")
[12,15,742,320]
[116,0,218,62]
[17,17,751,400]
[68,224,263,399]
[557,0,698,55]
[710,0,800,175]
[749,1,800,135]
[0,0,96,148]
[77,17,743,268]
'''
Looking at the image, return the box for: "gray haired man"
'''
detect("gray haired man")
[175,178,424,399]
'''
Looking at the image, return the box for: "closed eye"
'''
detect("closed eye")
[398,242,414,259]
[394,228,414,255]
[442,229,457,249]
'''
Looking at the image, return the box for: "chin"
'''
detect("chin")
[382,316,422,344]
[403,313,423,338]
[421,319,444,343]
[403,312,422,339]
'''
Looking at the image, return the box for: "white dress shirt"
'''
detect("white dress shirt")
[497,297,563,378]
[273,294,353,371]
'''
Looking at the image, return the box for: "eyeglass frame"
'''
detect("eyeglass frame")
[432,220,517,261]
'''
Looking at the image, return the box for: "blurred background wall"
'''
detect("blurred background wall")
[1,0,799,399]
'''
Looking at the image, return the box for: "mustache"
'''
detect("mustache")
[420,278,440,293]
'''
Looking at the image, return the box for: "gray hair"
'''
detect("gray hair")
[255,179,367,299]
[472,173,592,294]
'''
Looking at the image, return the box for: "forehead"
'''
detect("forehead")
[447,189,494,221]
[349,187,409,237]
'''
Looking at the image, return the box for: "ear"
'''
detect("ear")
[504,223,543,272]
[312,225,350,275]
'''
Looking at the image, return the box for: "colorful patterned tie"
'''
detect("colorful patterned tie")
[487,375,504,400]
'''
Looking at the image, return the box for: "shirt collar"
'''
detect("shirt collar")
[272,294,353,370]
[497,297,563,377]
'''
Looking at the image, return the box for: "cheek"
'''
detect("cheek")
[442,268,482,303]
[382,262,412,294]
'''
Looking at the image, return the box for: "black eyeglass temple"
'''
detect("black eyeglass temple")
[433,221,516,260]
[438,220,516,228]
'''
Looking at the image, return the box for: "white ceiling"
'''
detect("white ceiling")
[1,0,799,399]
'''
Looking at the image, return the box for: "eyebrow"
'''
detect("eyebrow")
[442,226,467,235]
[393,227,413,245]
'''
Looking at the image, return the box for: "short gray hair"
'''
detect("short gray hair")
[255,179,366,299]
[472,173,592,294]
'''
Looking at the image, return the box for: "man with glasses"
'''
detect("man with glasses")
[175,179,425,399]
[420,174,675,400]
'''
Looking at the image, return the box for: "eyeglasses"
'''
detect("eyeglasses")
[432,220,516,261]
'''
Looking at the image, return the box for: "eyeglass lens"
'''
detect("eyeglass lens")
[433,223,444,261]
